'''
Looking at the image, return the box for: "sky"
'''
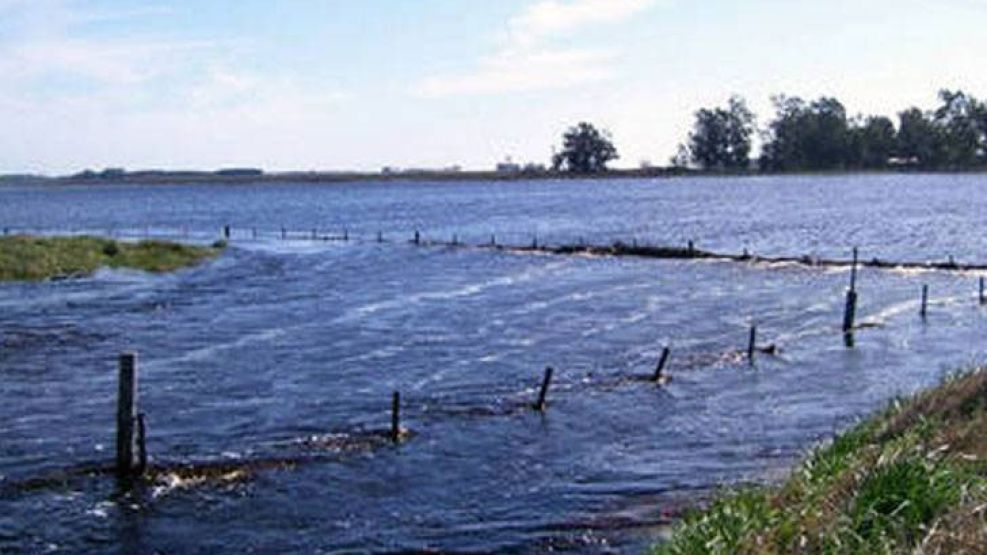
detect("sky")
[1,0,986,175]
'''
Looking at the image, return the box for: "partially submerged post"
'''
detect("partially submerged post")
[414,230,420,245]
[534,367,554,411]
[281,227,287,240]
[653,347,671,383]
[979,277,984,305]
[532,235,538,249]
[921,284,929,320]
[452,234,458,246]
[116,352,138,477]
[687,240,695,256]
[343,228,349,241]
[842,247,859,341]
[747,325,757,365]
[223,225,230,239]
[391,391,401,443]
[377,231,383,243]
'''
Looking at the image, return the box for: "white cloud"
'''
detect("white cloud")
[508,0,656,46]
[416,0,657,97]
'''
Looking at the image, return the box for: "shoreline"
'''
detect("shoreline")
[4,167,987,188]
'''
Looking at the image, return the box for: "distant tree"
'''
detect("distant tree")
[932,89,982,167]
[669,144,690,169]
[686,95,755,171]
[551,122,619,173]
[896,107,939,167]
[848,115,896,169]
[759,95,850,171]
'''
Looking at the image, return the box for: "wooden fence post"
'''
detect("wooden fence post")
[534,367,554,411]
[653,347,671,382]
[116,352,138,476]
[747,325,757,365]
[842,247,859,339]
[391,391,401,443]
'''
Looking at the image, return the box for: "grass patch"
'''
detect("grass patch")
[654,370,987,554]
[0,235,224,281]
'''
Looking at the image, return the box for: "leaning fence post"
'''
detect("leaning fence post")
[116,352,138,476]
[534,366,554,411]
[653,347,671,382]
[391,391,401,443]
[747,325,757,365]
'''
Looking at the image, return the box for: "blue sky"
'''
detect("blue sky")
[1,0,986,174]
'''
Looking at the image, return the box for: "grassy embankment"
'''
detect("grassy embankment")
[655,370,987,554]
[0,235,224,281]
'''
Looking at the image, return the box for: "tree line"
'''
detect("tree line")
[551,89,987,174]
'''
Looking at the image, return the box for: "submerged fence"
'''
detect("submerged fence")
[3,223,982,490]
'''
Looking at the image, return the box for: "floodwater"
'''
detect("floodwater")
[1,174,986,553]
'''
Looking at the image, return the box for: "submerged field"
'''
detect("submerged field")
[0,235,223,280]
[2,175,987,552]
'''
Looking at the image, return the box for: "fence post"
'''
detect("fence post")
[534,367,554,411]
[842,247,859,341]
[391,391,401,443]
[116,352,138,476]
[653,347,671,382]
[747,324,757,365]
[921,284,928,319]
[979,277,984,305]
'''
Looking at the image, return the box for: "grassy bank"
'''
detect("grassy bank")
[0,235,224,281]
[654,370,987,554]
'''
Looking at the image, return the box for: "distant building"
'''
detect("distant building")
[496,157,522,174]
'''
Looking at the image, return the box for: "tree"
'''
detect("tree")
[896,107,938,167]
[687,95,755,171]
[848,115,896,169]
[932,89,981,167]
[551,122,619,173]
[759,95,851,171]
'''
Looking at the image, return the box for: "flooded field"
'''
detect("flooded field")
[2,174,986,553]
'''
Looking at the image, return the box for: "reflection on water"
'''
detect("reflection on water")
[1,174,986,553]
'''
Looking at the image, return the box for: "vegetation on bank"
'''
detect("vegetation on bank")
[0,236,224,281]
[654,369,987,554]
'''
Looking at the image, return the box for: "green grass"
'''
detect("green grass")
[653,370,987,554]
[0,235,224,281]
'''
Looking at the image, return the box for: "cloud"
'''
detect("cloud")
[508,0,656,46]
[416,0,657,97]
